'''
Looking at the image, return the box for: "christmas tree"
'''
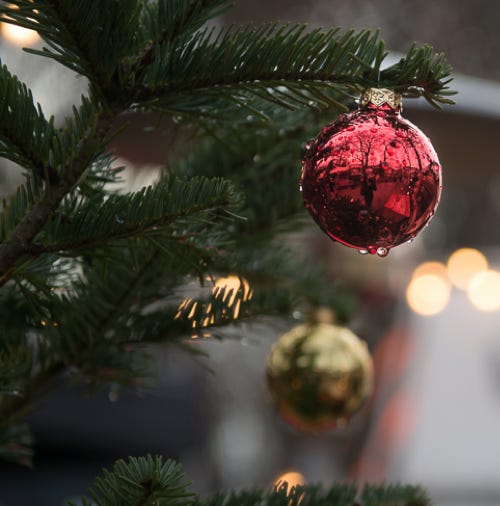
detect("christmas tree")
[0,1,454,504]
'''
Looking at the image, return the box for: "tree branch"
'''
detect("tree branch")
[0,107,118,286]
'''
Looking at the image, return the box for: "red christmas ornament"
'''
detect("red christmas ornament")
[300,88,442,257]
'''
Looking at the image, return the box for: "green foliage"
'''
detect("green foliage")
[0,1,454,498]
[68,456,194,506]
[139,0,232,46]
[70,457,431,506]
[41,175,242,253]
[0,62,54,179]
[0,174,44,242]
[135,25,383,114]
[1,0,142,88]
[381,43,455,108]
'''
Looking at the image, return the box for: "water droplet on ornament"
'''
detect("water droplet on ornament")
[358,249,369,255]
[347,125,355,131]
[376,247,389,257]
[253,154,261,163]
[368,246,377,255]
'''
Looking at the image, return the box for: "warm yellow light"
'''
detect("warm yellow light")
[467,270,500,312]
[406,274,451,316]
[447,248,488,290]
[274,471,306,490]
[412,261,448,280]
[1,5,40,46]
[213,275,252,307]
[2,22,39,45]
[174,275,253,337]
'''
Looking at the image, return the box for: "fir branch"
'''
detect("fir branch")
[194,482,431,506]
[0,63,56,182]
[36,176,241,254]
[132,0,232,72]
[0,0,142,97]
[70,455,429,506]
[68,455,194,506]
[0,101,118,286]
[381,43,456,107]
[0,174,44,243]
[134,24,453,114]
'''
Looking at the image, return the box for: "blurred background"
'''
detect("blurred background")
[1,1,500,505]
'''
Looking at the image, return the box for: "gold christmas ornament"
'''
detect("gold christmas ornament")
[266,322,373,432]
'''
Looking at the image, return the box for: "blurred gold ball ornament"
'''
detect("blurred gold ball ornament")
[266,322,373,432]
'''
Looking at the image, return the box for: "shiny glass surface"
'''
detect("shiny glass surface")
[301,103,442,255]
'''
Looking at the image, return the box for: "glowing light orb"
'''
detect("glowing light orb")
[467,270,500,312]
[406,273,451,316]
[447,248,488,290]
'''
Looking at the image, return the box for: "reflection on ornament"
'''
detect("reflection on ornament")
[406,273,450,316]
[1,5,40,46]
[467,270,500,312]
[301,88,441,256]
[175,275,252,338]
[266,323,373,432]
[447,248,488,290]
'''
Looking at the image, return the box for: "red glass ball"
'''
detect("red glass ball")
[300,102,442,256]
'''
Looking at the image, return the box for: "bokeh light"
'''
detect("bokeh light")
[467,270,500,312]
[273,470,306,489]
[412,261,448,280]
[447,248,488,290]
[1,5,40,46]
[175,275,253,337]
[213,275,252,308]
[406,274,451,316]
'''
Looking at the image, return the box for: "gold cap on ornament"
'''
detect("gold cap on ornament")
[360,88,402,109]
